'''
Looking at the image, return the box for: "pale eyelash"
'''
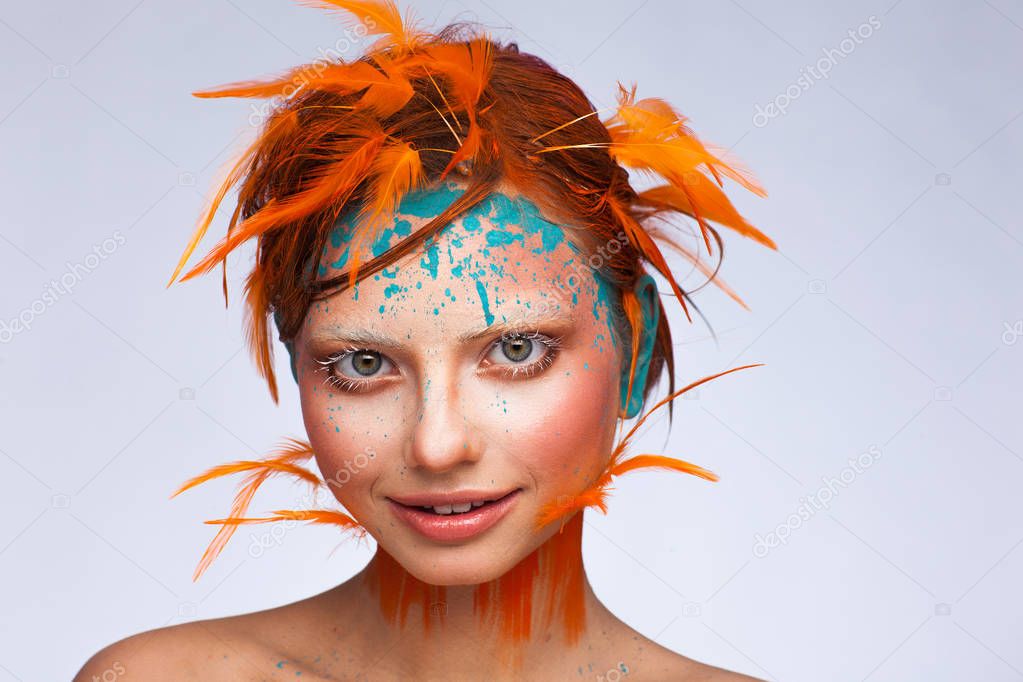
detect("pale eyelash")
[314,345,376,393]
[487,330,563,380]
[313,330,563,394]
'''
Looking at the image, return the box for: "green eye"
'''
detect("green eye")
[330,349,392,380]
[351,351,382,376]
[501,337,533,362]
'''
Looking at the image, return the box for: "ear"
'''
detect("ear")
[283,338,299,383]
[619,273,660,419]
[275,309,300,384]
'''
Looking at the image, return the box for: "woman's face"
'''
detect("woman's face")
[293,183,625,585]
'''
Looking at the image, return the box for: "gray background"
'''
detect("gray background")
[1,0,1021,680]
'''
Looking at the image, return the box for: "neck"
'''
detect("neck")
[337,514,611,675]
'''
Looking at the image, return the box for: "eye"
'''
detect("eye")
[482,331,562,378]
[344,350,386,377]
[316,348,395,392]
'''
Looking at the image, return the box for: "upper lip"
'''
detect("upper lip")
[387,488,519,507]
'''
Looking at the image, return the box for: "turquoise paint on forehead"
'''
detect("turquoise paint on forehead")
[276,184,623,382]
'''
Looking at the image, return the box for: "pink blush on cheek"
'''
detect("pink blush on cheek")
[482,356,619,494]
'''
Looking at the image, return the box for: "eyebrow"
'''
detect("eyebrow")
[307,310,576,348]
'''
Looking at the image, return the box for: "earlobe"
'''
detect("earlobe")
[620,273,661,419]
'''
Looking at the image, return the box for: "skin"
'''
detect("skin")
[75,182,762,682]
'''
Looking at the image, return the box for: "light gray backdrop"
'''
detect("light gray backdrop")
[1,0,1021,680]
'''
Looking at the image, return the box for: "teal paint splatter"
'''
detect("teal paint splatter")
[485,229,524,248]
[420,238,440,279]
[474,279,494,326]
[397,183,465,217]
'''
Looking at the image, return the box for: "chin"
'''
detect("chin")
[380,526,556,587]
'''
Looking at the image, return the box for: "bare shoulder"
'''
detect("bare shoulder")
[74,621,231,681]
[621,640,763,681]
[72,602,311,681]
[637,641,764,681]
[599,620,764,682]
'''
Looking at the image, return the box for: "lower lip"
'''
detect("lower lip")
[388,491,520,543]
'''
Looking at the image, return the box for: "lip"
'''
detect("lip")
[387,489,521,543]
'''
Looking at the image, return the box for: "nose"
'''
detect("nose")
[406,375,482,473]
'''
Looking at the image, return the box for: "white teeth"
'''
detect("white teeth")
[421,501,487,514]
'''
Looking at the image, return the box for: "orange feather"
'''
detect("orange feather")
[534,364,764,529]
[607,194,693,322]
[417,38,493,176]
[349,55,415,116]
[345,139,424,285]
[297,0,421,52]
[166,110,298,287]
[178,127,386,283]
[646,224,750,310]
[172,438,320,580]
[639,183,776,250]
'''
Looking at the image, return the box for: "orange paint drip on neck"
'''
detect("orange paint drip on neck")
[365,513,586,649]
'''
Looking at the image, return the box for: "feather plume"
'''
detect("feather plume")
[418,38,494,176]
[536,83,772,257]
[607,84,766,196]
[348,55,415,116]
[178,127,387,283]
[638,183,775,250]
[606,193,693,322]
[166,110,299,287]
[297,0,421,52]
[206,508,363,533]
[171,438,322,580]
[646,224,749,310]
[345,139,424,284]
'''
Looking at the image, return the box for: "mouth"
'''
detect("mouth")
[386,489,521,543]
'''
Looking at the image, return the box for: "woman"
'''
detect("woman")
[77,1,775,679]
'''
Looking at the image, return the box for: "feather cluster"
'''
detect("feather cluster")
[170,437,362,580]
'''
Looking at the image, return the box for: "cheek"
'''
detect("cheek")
[298,382,409,517]
[482,354,620,496]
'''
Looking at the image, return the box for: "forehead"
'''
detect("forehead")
[305,183,618,340]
